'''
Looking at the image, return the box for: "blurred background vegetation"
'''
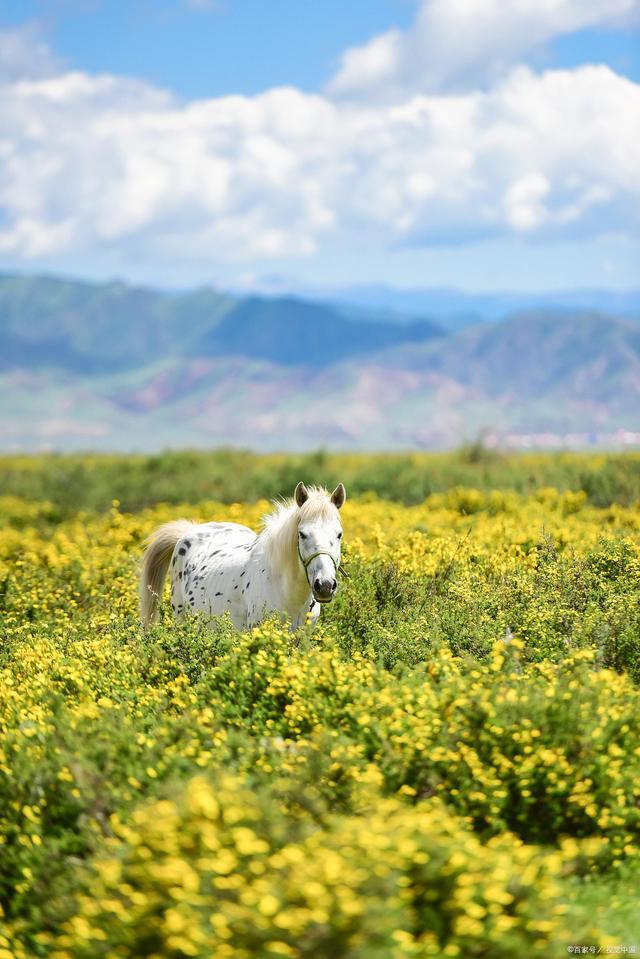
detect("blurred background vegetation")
[2,447,639,516]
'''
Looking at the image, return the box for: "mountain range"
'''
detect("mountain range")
[1,272,638,451]
[253,278,640,330]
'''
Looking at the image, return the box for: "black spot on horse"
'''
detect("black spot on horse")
[215,591,222,596]
[184,540,192,549]
[178,547,186,556]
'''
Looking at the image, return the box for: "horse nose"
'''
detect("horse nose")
[313,576,337,596]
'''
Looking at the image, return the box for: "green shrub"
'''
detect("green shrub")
[326,537,640,680]
[2,449,640,515]
[50,774,573,959]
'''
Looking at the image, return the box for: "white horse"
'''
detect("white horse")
[140,481,346,631]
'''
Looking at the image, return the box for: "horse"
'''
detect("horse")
[139,481,346,631]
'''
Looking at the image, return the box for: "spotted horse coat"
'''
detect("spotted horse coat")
[139,482,346,631]
[169,520,307,629]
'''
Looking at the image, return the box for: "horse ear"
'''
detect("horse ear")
[330,483,346,509]
[295,482,309,507]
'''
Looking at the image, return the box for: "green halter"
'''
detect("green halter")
[297,540,339,590]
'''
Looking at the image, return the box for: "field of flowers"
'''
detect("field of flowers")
[1,452,639,957]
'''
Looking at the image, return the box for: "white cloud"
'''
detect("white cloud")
[328,0,640,100]
[0,22,62,82]
[0,22,638,272]
[504,174,551,231]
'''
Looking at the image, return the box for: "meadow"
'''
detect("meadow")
[1,449,639,957]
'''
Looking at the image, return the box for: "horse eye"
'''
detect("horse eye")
[337,531,343,539]
[299,531,307,540]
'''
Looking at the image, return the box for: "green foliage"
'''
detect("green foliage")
[327,537,640,680]
[1,620,639,955]
[564,861,640,942]
[1,455,640,956]
[50,775,572,959]
[2,449,640,516]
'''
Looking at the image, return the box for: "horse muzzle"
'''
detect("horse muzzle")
[313,576,337,604]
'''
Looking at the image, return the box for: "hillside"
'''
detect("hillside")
[0,274,442,372]
[199,297,440,366]
[0,273,234,372]
[0,273,638,451]
[381,310,640,403]
[324,285,640,329]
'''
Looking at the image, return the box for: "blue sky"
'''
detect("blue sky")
[3,1,639,97]
[1,0,639,292]
[1,1,419,99]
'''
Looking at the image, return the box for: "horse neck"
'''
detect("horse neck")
[281,561,311,612]
[260,508,310,607]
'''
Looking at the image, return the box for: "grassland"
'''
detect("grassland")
[2,447,640,513]
[1,451,639,957]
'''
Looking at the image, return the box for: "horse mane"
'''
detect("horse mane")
[259,486,338,583]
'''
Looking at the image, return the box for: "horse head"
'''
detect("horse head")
[294,481,346,603]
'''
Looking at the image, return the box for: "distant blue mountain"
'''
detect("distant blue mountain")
[1,271,638,452]
[0,273,444,373]
[198,296,442,366]
[315,285,640,330]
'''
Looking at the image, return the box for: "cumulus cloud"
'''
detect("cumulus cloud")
[0,22,63,82]
[328,0,640,100]
[0,19,638,271]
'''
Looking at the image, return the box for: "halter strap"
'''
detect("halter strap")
[297,541,339,587]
